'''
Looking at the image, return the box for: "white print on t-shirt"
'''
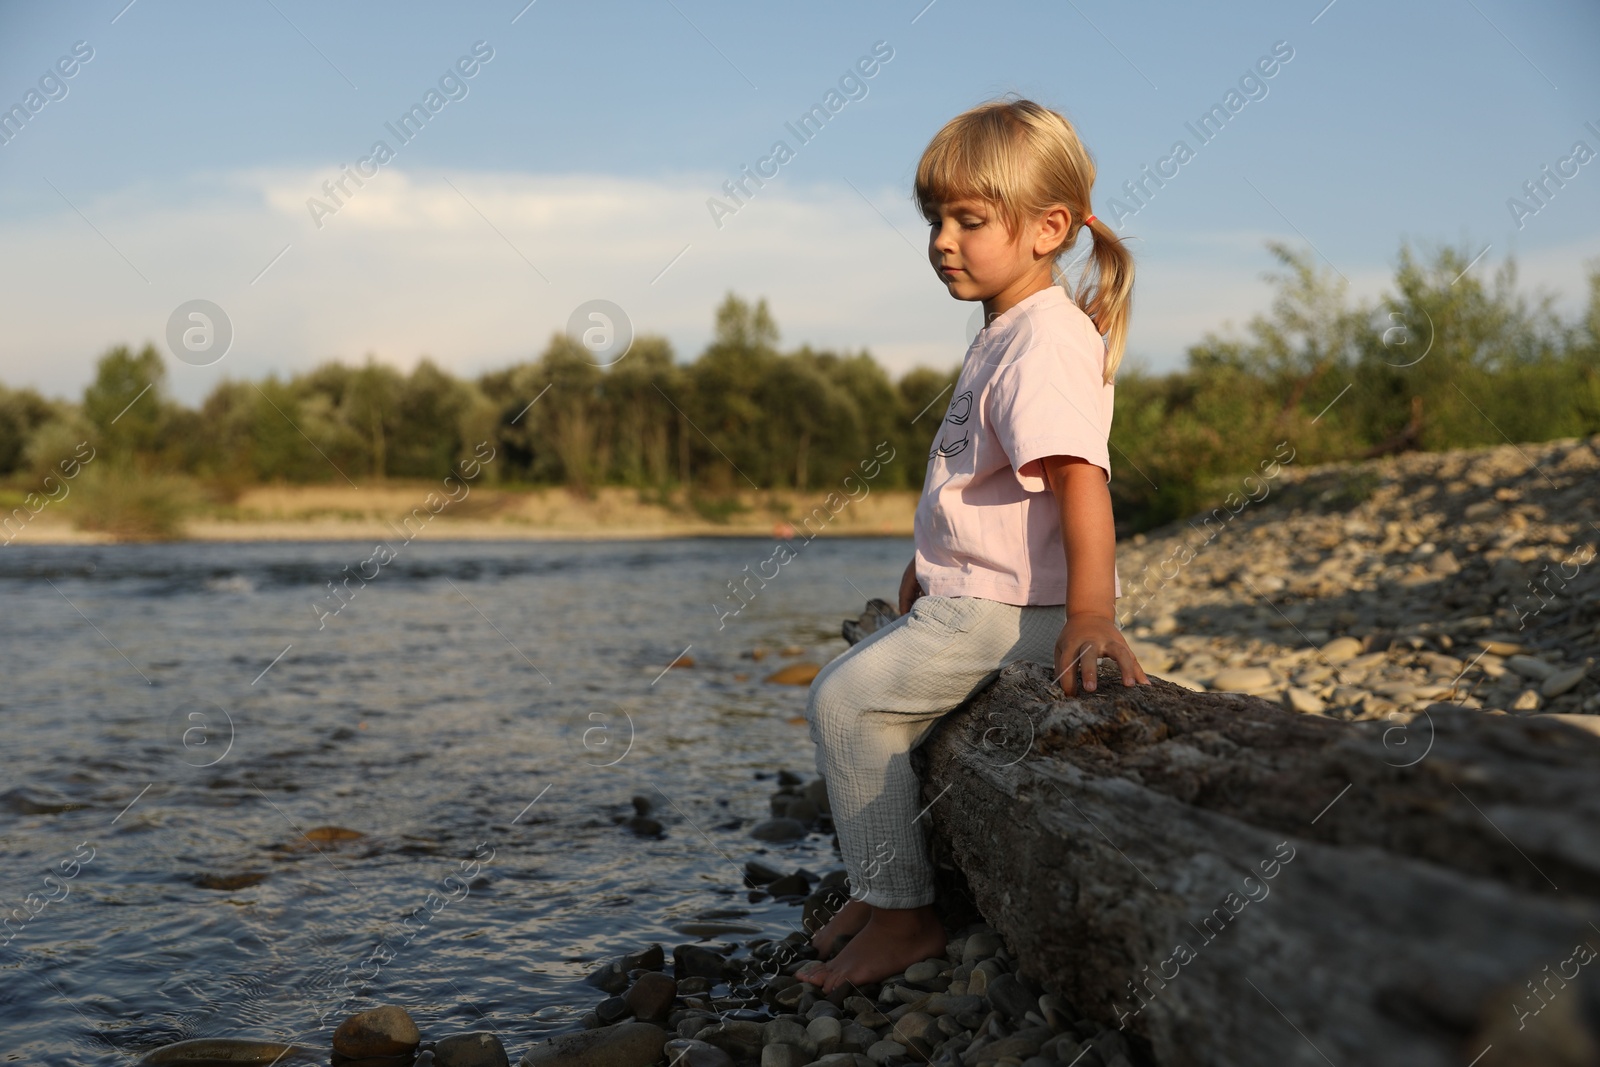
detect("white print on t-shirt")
[929,390,973,459]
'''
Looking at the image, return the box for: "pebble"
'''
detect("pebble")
[766,873,811,898]
[697,1021,766,1059]
[865,1040,906,1065]
[1506,655,1559,681]
[333,1005,422,1059]
[750,818,810,843]
[961,931,1002,965]
[1542,662,1591,698]
[761,1045,808,1067]
[1210,666,1277,694]
[662,1039,734,1067]
[903,959,943,985]
[983,974,1035,1021]
[624,972,678,1023]
[1282,686,1327,714]
[1320,636,1364,662]
[521,1023,669,1067]
[764,664,822,686]
[673,944,730,981]
[806,1015,843,1055]
[435,1032,511,1067]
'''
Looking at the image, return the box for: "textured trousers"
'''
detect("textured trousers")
[804,594,1067,909]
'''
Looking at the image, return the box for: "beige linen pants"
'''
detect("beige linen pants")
[804,594,1066,909]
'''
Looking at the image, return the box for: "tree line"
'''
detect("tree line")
[1,240,1595,533]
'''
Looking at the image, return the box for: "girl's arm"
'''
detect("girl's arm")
[1040,454,1149,696]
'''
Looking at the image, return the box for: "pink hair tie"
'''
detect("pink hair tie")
[1083,214,1097,226]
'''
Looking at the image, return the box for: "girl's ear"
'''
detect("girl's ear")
[1033,205,1072,257]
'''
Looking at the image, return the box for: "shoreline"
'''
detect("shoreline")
[1,484,921,546]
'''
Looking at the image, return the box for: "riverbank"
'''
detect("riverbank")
[1,484,920,545]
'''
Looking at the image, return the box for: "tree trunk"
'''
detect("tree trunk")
[916,661,1600,1067]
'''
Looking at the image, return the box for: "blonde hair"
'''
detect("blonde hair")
[914,97,1134,383]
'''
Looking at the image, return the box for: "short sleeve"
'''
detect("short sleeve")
[987,340,1112,493]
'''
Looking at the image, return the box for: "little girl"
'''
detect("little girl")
[798,98,1150,992]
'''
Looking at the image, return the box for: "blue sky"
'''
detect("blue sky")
[1,0,1597,404]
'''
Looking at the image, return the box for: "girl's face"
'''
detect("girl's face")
[926,197,1069,314]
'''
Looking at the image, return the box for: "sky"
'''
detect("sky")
[1,0,1597,405]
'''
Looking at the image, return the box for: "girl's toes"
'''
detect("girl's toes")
[795,960,828,986]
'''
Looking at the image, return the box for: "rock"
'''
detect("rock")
[587,961,630,994]
[783,799,821,825]
[625,972,678,1023]
[902,960,942,986]
[1506,655,1559,681]
[333,1005,422,1059]
[842,599,899,645]
[192,871,270,891]
[765,664,822,686]
[806,1016,842,1056]
[136,1039,307,1065]
[436,1032,511,1067]
[838,1023,876,1053]
[1210,666,1277,694]
[777,769,805,787]
[745,860,786,885]
[751,818,810,843]
[597,996,633,1024]
[1320,636,1364,662]
[924,993,983,1017]
[1542,662,1591,698]
[662,1039,734,1067]
[1513,689,1543,711]
[984,973,1035,1021]
[621,944,665,972]
[761,1045,809,1067]
[673,945,729,981]
[766,872,811,898]
[960,931,1001,965]
[761,1019,812,1052]
[696,1021,766,1059]
[802,780,832,815]
[519,1023,669,1067]
[1282,687,1326,715]
[978,1028,1050,1061]
[772,982,808,1010]
[805,1056,872,1067]
[889,1011,935,1050]
[864,1041,906,1065]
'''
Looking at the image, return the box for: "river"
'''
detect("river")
[0,537,908,1063]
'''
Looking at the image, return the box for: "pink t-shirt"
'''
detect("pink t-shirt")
[914,285,1121,606]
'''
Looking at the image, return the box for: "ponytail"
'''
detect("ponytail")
[1076,217,1135,382]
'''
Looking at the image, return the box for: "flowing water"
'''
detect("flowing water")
[0,537,909,1063]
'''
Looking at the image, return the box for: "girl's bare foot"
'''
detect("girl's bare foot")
[808,897,872,960]
[809,905,947,995]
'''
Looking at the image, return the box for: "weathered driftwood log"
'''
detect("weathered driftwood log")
[916,662,1600,1067]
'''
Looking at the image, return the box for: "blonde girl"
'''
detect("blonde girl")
[798,98,1150,991]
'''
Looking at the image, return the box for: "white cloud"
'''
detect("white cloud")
[0,168,1591,405]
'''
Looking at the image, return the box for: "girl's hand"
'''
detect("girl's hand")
[898,558,925,615]
[1054,612,1149,696]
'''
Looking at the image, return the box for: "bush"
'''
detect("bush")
[67,468,196,541]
